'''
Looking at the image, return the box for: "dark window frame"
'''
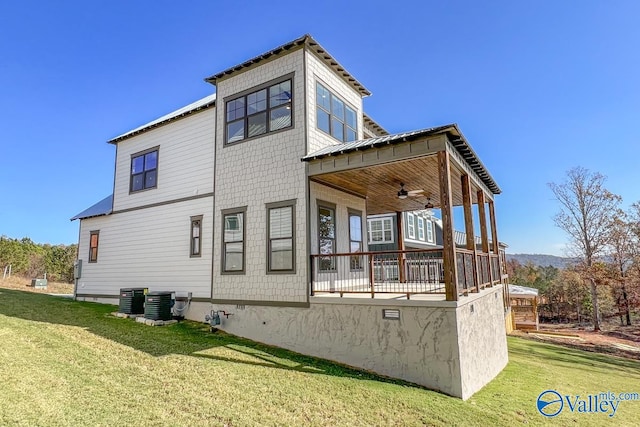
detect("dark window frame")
[315,81,358,143]
[224,74,294,146]
[221,207,247,275]
[129,146,159,193]
[348,209,363,271]
[88,230,99,263]
[266,199,296,274]
[317,200,337,272]
[190,215,203,258]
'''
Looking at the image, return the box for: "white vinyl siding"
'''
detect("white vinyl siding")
[76,196,213,298]
[113,108,215,211]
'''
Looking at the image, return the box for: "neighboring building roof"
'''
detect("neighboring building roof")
[301,124,501,195]
[363,113,389,136]
[205,34,371,97]
[508,284,539,299]
[70,195,113,221]
[108,94,216,144]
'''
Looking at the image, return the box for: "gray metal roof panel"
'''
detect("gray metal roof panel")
[205,34,371,96]
[70,195,113,221]
[302,124,502,195]
[108,94,216,144]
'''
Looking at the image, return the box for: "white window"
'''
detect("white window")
[426,219,434,243]
[407,213,415,239]
[417,216,425,241]
[367,217,393,244]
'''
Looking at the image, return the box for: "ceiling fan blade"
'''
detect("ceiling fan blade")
[408,189,424,196]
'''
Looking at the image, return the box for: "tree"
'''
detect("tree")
[549,167,621,331]
[606,214,634,325]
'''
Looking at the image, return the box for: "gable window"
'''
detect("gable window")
[226,78,292,144]
[222,208,246,273]
[130,148,158,192]
[267,200,295,273]
[190,215,202,257]
[417,217,425,241]
[367,217,393,244]
[407,213,415,239]
[318,202,336,271]
[426,219,434,243]
[349,210,363,270]
[88,231,99,263]
[316,82,357,142]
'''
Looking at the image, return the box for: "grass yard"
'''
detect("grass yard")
[0,289,639,426]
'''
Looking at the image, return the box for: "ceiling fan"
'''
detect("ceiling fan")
[397,183,424,199]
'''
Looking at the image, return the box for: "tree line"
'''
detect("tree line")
[0,236,77,283]
[516,166,640,330]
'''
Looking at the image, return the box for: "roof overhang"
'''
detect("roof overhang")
[204,34,371,97]
[70,195,113,221]
[108,94,216,144]
[302,125,501,215]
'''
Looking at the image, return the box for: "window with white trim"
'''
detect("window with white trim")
[316,82,357,142]
[426,219,434,243]
[417,216,425,241]
[367,217,393,244]
[407,213,415,239]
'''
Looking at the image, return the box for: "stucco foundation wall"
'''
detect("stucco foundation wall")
[212,299,467,398]
[455,286,509,400]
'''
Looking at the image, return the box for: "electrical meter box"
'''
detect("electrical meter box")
[73,260,82,279]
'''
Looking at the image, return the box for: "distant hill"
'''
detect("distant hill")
[506,253,577,269]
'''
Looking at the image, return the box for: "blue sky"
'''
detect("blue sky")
[1,1,639,256]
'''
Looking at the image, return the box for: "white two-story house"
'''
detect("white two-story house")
[72,34,509,400]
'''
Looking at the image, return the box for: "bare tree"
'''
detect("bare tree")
[607,213,634,325]
[549,167,621,331]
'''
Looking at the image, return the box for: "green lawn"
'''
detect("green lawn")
[0,289,638,426]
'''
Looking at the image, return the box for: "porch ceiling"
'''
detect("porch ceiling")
[310,155,479,215]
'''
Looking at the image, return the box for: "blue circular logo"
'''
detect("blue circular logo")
[537,390,564,417]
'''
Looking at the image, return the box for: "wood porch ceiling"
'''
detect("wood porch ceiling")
[310,155,481,215]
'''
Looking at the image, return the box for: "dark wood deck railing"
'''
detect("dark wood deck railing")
[310,248,503,299]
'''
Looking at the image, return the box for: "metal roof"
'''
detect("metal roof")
[302,124,501,195]
[363,113,389,136]
[108,94,216,144]
[205,34,371,97]
[70,195,113,221]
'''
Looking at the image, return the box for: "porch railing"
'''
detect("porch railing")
[311,249,445,298]
[311,248,504,299]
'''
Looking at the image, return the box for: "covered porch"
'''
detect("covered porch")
[303,124,508,303]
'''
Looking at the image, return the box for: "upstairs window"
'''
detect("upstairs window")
[316,82,357,142]
[417,217,425,241]
[226,78,292,144]
[426,219,434,243]
[367,217,393,244]
[88,231,99,263]
[130,148,158,193]
[407,213,416,239]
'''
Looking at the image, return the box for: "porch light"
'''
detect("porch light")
[425,198,434,209]
[397,183,408,199]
